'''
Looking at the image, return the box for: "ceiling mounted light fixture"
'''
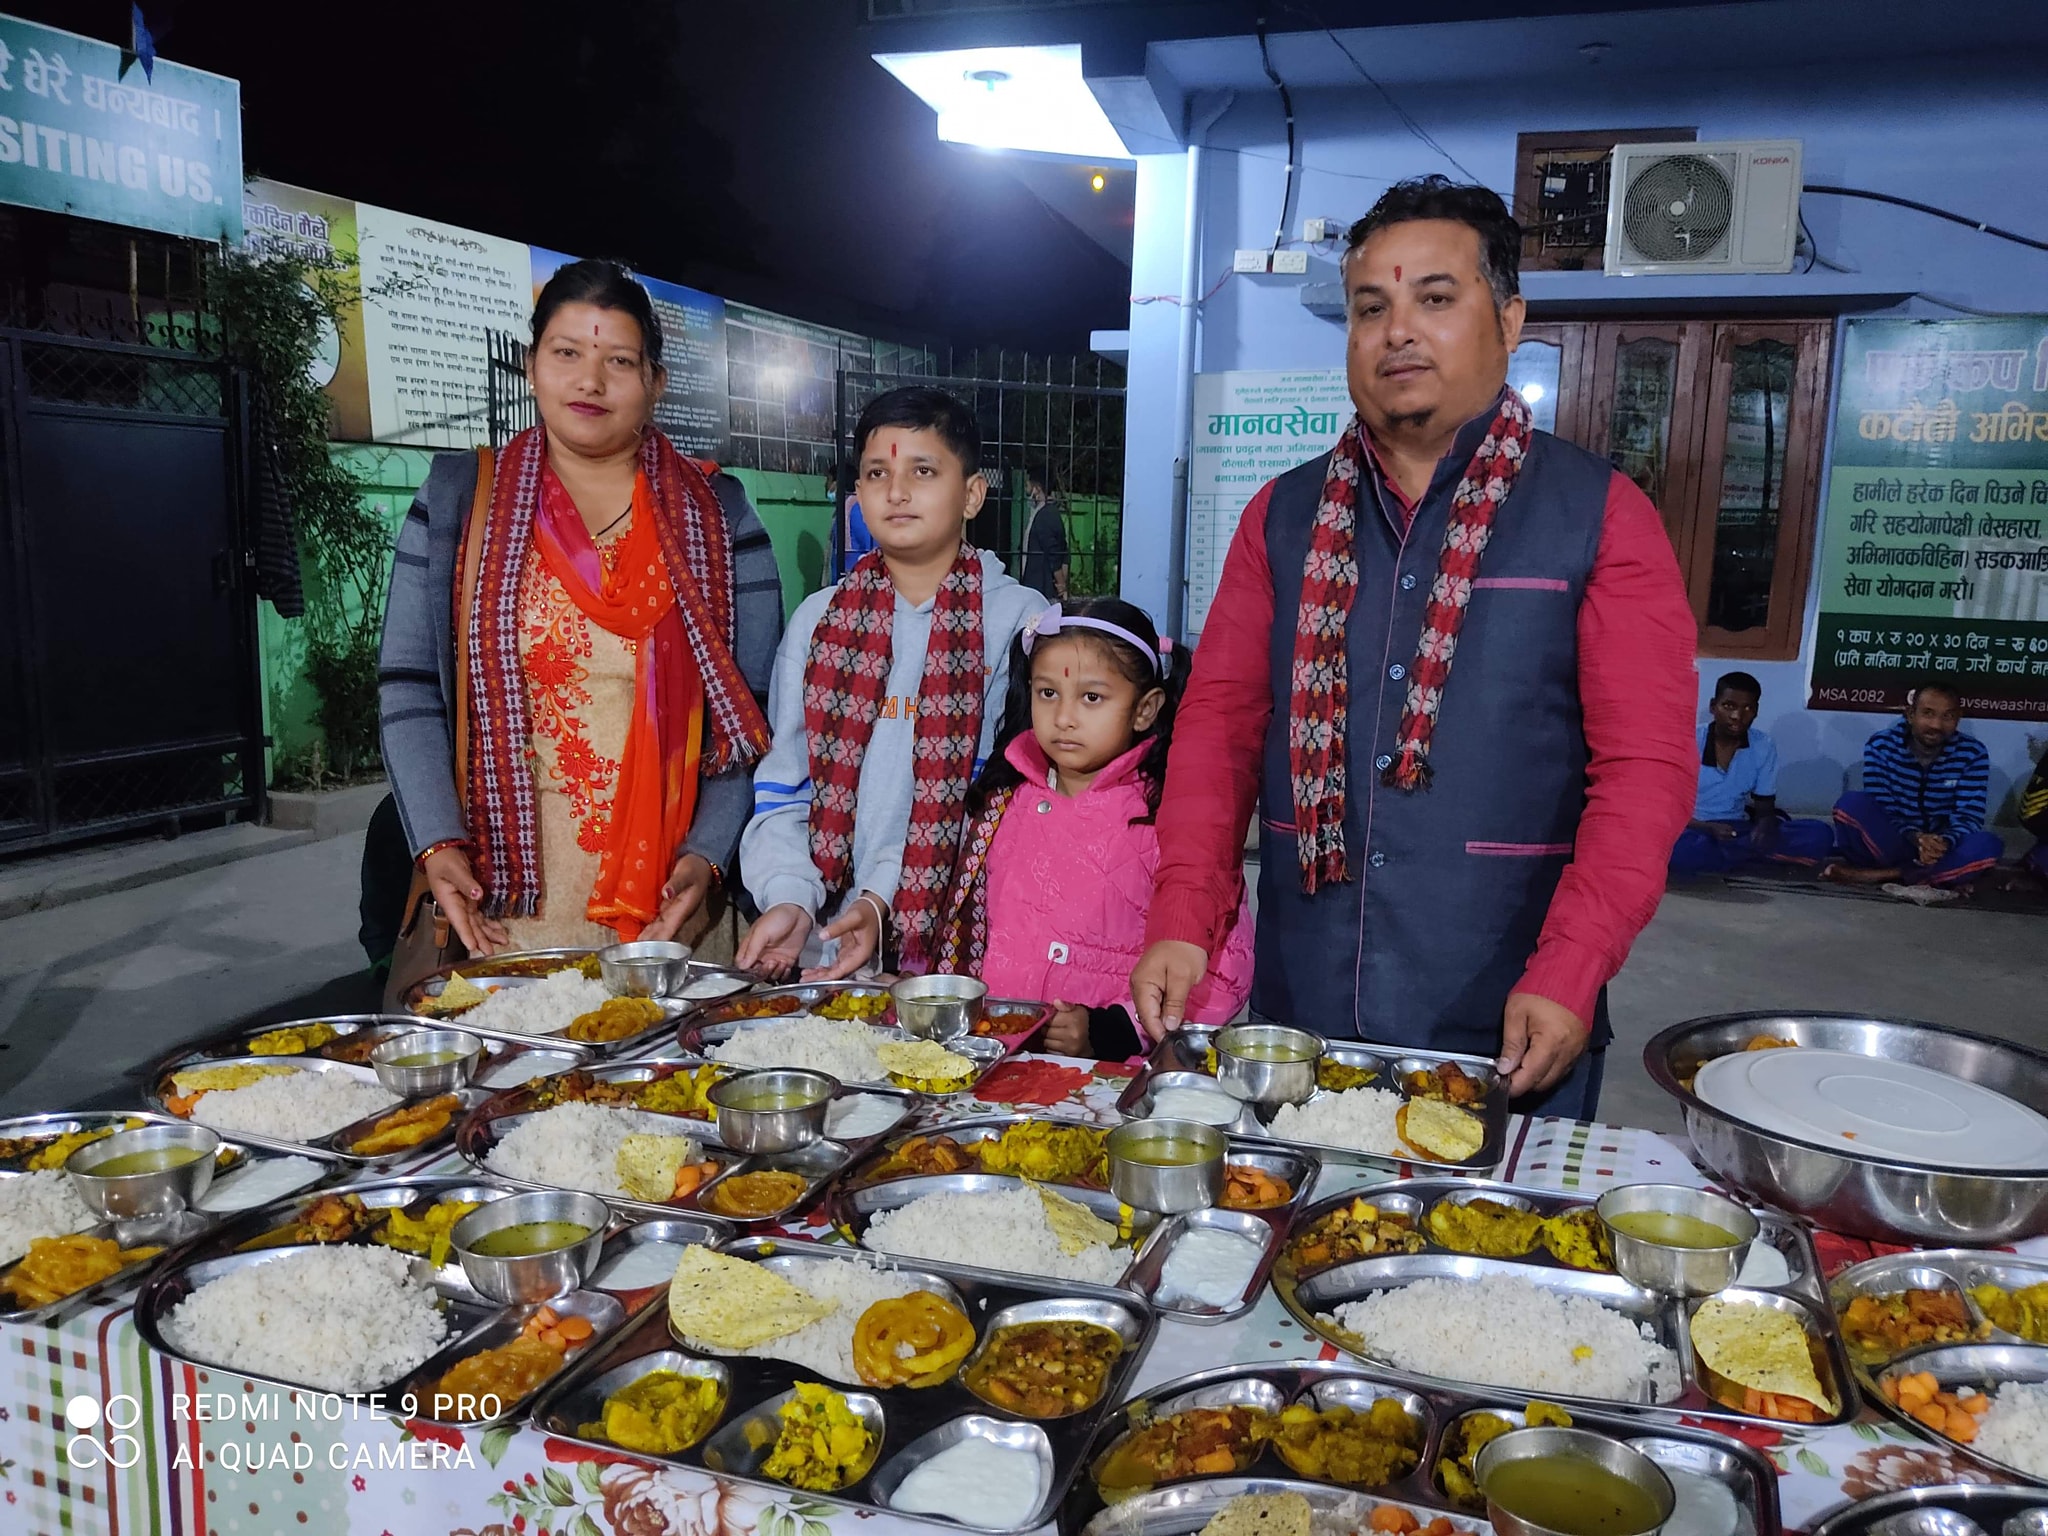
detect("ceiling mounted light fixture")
[875,44,1133,161]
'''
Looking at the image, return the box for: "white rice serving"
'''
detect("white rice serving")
[485,1101,694,1197]
[688,1256,923,1382]
[863,1186,1127,1285]
[1328,1275,1682,1401]
[190,1071,399,1142]
[161,1244,447,1393]
[459,969,612,1036]
[710,1016,888,1083]
[1267,1086,1405,1154]
[1972,1381,2048,1477]
[0,1171,99,1265]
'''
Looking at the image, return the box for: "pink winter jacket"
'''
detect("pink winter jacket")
[977,735,1255,1023]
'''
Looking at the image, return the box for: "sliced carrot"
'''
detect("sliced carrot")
[1946,1405,1980,1441]
[555,1314,593,1342]
[1912,1402,1949,1431]
[1369,1510,1419,1535]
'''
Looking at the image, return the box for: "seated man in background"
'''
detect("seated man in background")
[1829,676,2002,889]
[1669,671,1833,878]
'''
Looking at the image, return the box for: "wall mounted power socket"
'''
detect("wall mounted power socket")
[1233,249,1271,273]
[1271,250,1309,275]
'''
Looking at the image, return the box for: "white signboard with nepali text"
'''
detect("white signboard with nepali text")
[1188,370,1352,634]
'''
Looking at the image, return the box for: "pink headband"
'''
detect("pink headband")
[1022,605,1172,678]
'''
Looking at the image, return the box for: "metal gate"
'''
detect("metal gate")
[0,331,263,852]
[836,355,1126,597]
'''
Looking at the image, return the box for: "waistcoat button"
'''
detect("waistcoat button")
[1374,753,1392,772]
[1400,573,1417,591]
[1388,663,1406,681]
[1368,850,1387,868]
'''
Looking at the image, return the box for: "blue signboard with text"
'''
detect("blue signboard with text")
[0,12,241,242]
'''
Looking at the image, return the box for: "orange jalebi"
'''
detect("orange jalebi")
[852,1291,974,1388]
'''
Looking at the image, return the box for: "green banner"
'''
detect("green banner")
[1808,316,2048,720]
[0,12,241,242]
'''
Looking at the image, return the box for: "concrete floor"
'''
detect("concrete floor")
[0,836,2040,1140]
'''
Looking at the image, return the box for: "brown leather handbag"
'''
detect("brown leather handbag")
[381,447,495,1012]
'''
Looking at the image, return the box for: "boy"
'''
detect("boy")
[1669,672,1833,878]
[738,388,1048,977]
[1828,676,2002,889]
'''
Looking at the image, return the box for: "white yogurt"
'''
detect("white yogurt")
[591,1241,693,1290]
[1148,1085,1242,1127]
[890,1436,1045,1527]
[825,1094,902,1141]
[677,975,751,1002]
[1659,1467,1741,1536]
[1734,1239,1791,1289]
[196,1155,325,1213]
[1156,1226,1263,1309]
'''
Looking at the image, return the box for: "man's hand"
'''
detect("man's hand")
[421,845,507,956]
[737,903,813,979]
[1915,831,1951,867]
[1044,1001,1091,1057]
[1690,819,1738,841]
[1497,991,1590,1098]
[640,854,715,943]
[1131,941,1209,1041]
[804,892,888,981]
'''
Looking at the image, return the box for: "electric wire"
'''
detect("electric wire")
[1255,6,1299,254]
[1803,184,2048,254]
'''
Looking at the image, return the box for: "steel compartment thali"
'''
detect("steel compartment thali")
[835,1114,1318,1323]
[1646,1010,2048,1246]
[145,1051,493,1169]
[1833,1248,2048,1485]
[402,947,757,1057]
[132,1174,731,1428]
[0,1109,343,1324]
[1062,1359,1781,1536]
[1116,1026,1509,1177]
[527,1235,1157,1532]
[1809,1483,2048,1536]
[671,981,1047,1091]
[457,1059,924,1226]
[1272,1178,1854,1432]
[154,1012,594,1092]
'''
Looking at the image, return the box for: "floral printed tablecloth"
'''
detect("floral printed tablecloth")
[0,1055,2028,1536]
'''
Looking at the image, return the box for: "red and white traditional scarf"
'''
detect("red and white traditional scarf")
[463,426,771,917]
[803,546,986,970]
[1288,389,1534,893]
[932,784,1015,979]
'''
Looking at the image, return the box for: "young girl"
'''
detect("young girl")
[935,598,1254,1057]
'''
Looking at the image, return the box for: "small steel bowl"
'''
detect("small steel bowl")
[370,1029,484,1096]
[1476,1425,1675,1536]
[66,1123,221,1219]
[1106,1118,1226,1214]
[890,974,987,1043]
[451,1189,609,1303]
[1213,1023,1322,1107]
[708,1069,837,1154]
[598,940,694,999]
[1596,1182,1760,1297]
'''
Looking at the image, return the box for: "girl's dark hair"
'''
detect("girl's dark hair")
[530,258,665,371]
[968,597,1192,822]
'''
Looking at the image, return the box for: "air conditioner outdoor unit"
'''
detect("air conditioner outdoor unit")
[1603,138,1801,276]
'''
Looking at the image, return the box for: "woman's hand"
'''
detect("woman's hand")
[1044,1001,1091,1057]
[804,892,888,981]
[421,845,508,956]
[737,903,813,979]
[640,854,715,943]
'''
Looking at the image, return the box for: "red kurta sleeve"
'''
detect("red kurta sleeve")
[1146,483,1279,954]
[1514,471,1698,1023]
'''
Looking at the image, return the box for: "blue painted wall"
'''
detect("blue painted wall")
[1122,50,2048,823]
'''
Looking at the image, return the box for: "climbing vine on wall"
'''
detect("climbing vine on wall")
[208,249,387,781]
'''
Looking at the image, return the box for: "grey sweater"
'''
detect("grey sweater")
[739,549,1047,963]
[376,449,784,883]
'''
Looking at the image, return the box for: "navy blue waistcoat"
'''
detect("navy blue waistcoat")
[1253,412,1616,1055]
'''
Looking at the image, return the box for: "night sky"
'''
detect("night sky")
[24,1,1138,352]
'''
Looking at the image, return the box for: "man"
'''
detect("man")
[1130,176,1697,1119]
[1669,671,1834,878]
[828,464,875,582]
[1829,677,2001,890]
[1020,467,1070,600]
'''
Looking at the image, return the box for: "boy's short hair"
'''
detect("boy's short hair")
[1909,673,1964,710]
[854,386,981,475]
[1713,671,1763,702]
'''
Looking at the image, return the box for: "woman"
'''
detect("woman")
[378,260,780,962]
